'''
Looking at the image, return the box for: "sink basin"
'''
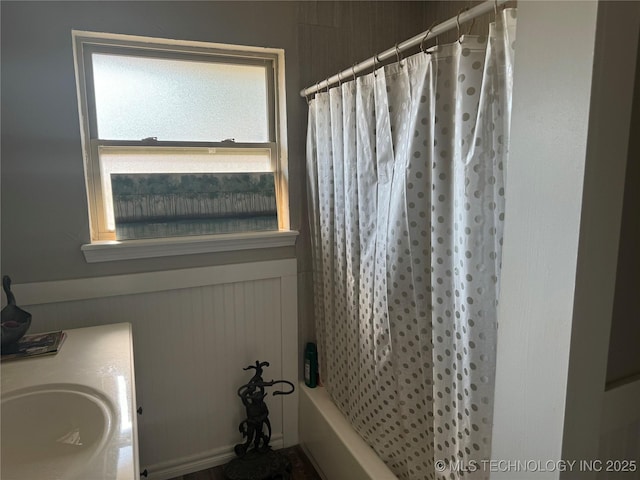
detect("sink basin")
[1,384,116,479]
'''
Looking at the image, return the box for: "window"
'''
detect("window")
[73,31,291,250]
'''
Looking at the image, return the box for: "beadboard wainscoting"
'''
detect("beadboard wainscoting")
[9,259,299,480]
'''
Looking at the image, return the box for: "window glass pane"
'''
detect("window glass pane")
[99,147,272,229]
[111,172,278,240]
[92,53,269,142]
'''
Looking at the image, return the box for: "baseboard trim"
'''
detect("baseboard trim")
[145,436,284,480]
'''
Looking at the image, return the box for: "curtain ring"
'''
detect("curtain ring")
[325,77,330,93]
[457,7,470,43]
[420,22,437,54]
[373,54,381,76]
[352,64,357,82]
[337,71,342,87]
[466,17,476,36]
[395,43,403,67]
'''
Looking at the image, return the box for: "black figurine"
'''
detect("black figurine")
[235,361,271,455]
[224,361,295,480]
[1,276,32,350]
[234,361,294,456]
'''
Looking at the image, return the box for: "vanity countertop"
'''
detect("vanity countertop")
[1,322,139,480]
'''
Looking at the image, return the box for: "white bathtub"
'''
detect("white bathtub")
[299,384,398,480]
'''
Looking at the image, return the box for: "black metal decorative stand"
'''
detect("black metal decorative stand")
[223,361,295,480]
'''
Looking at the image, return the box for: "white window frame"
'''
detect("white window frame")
[72,31,295,262]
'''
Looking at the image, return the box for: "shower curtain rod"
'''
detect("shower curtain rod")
[300,0,508,98]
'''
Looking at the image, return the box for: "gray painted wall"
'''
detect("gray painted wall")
[0,1,490,286]
[6,1,637,382]
[1,1,303,283]
[1,1,433,362]
[607,33,640,385]
[0,0,432,279]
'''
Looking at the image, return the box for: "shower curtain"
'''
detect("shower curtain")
[306,9,516,480]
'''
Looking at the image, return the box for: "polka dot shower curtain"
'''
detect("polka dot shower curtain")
[306,9,516,480]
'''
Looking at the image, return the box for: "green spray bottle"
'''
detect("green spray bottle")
[304,342,318,388]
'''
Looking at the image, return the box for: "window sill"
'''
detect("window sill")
[81,230,298,263]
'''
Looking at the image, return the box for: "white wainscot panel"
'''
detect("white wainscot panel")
[15,260,298,480]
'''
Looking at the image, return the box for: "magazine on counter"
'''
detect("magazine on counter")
[1,331,66,361]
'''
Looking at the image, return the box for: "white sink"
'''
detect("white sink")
[1,324,138,479]
[1,384,116,480]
